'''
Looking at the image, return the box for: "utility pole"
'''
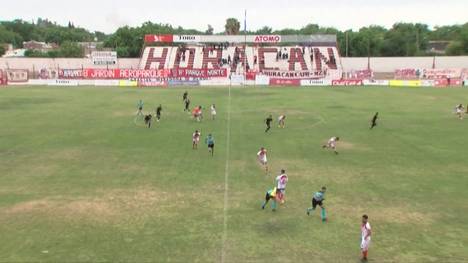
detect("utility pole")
[416,29,420,55]
[345,31,349,57]
[367,38,371,70]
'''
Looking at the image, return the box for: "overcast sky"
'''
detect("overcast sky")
[1,0,467,33]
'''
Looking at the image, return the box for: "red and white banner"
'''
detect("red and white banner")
[138,79,168,87]
[346,69,373,79]
[423,68,462,79]
[144,34,174,43]
[434,78,463,87]
[332,79,363,86]
[169,68,228,78]
[261,70,326,79]
[59,69,84,79]
[269,78,301,86]
[395,68,420,79]
[38,68,59,79]
[6,69,29,83]
[0,70,6,85]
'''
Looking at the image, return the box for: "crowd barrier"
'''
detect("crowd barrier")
[2,78,465,88]
[0,67,466,88]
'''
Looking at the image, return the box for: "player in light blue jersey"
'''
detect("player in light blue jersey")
[307,186,327,222]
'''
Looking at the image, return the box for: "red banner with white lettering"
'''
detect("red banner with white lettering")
[434,78,463,87]
[332,79,363,86]
[269,78,301,86]
[59,69,84,79]
[262,70,326,79]
[423,68,462,79]
[144,34,174,43]
[395,68,420,79]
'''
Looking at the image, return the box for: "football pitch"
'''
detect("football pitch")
[0,86,467,262]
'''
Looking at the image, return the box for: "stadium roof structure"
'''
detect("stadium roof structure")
[144,34,337,45]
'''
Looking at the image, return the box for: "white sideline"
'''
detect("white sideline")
[221,83,232,263]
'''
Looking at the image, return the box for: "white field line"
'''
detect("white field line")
[221,83,232,263]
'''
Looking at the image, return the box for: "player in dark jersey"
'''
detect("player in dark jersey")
[183,91,188,101]
[265,115,273,133]
[144,114,152,128]
[184,98,191,112]
[156,104,162,122]
[370,112,378,129]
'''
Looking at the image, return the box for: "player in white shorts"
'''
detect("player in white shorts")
[360,214,372,261]
[322,136,340,154]
[278,115,286,128]
[210,104,217,120]
[257,147,268,173]
[275,170,288,204]
[192,130,201,149]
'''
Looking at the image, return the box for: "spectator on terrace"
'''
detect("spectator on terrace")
[254,55,258,65]
[228,55,231,64]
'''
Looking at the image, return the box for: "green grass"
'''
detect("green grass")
[0,85,467,262]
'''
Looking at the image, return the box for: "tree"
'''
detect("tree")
[446,41,464,55]
[255,26,273,34]
[459,23,468,54]
[58,41,83,57]
[94,31,107,42]
[0,25,23,47]
[205,24,214,35]
[380,23,429,56]
[225,18,240,35]
[429,25,462,41]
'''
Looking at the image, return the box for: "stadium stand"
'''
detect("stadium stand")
[139,45,342,79]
